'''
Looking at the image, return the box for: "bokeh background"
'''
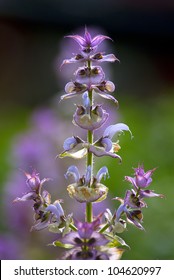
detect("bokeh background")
[0,0,174,259]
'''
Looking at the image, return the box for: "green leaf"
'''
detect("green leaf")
[104,232,130,249]
[48,223,62,233]
[53,240,74,249]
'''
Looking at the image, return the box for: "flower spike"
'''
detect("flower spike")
[13,27,163,260]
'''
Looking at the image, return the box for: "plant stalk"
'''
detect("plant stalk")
[86,60,94,222]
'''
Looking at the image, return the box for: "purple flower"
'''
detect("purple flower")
[73,92,109,130]
[61,82,87,100]
[13,170,50,202]
[45,200,65,222]
[75,66,105,85]
[59,136,87,159]
[60,27,118,104]
[125,165,163,198]
[13,170,66,232]
[114,191,144,230]
[126,165,155,188]
[59,123,131,160]
[65,27,112,55]
[91,52,118,63]
[61,79,117,103]
[61,53,118,68]
[89,123,131,159]
[60,218,109,259]
[114,166,164,230]
[92,80,118,104]
[65,165,109,203]
[30,200,65,232]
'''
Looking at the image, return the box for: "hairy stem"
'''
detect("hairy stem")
[99,223,110,233]
[86,61,94,222]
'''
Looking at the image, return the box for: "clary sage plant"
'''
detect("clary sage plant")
[14,28,163,260]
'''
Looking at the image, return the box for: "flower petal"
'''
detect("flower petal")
[139,190,164,198]
[65,81,87,94]
[97,92,118,104]
[45,201,64,220]
[61,54,85,68]
[13,191,36,202]
[115,204,126,221]
[92,81,118,104]
[125,176,138,189]
[124,190,141,208]
[67,184,108,203]
[96,166,109,182]
[42,190,51,204]
[92,53,119,63]
[89,232,109,246]
[61,231,80,245]
[65,165,80,182]
[73,104,109,131]
[65,34,86,47]
[103,123,132,139]
[75,66,105,85]
[60,136,87,159]
[63,137,78,151]
[126,211,144,230]
[85,165,91,185]
[77,221,94,239]
[84,29,92,45]
[100,137,113,151]
[82,92,90,110]
[60,82,87,101]
[59,146,87,159]
[91,35,112,47]
[94,80,115,93]
[31,220,50,231]
[25,171,40,190]
[89,145,122,162]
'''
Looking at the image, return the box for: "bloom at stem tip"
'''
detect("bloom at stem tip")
[114,166,164,230]
[60,27,118,104]
[13,170,50,202]
[65,27,112,55]
[125,165,164,198]
[13,170,68,232]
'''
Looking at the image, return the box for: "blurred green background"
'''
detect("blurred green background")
[0,0,174,259]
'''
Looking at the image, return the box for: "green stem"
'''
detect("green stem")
[85,61,94,222]
[86,201,93,222]
[99,214,115,233]
[69,223,78,231]
[99,223,110,233]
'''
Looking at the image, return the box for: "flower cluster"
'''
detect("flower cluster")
[14,28,163,260]
[60,28,118,104]
[14,170,72,234]
[114,165,164,230]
